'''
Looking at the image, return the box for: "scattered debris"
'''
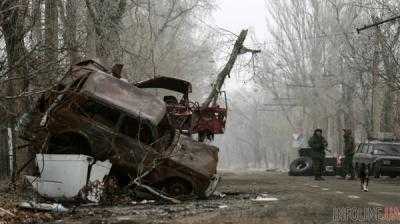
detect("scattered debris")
[213,191,226,198]
[204,175,221,198]
[347,195,360,199]
[251,194,279,202]
[79,203,99,207]
[367,202,384,207]
[130,169,181,204]
[19,201,69,213]
[140,200,155,204]
[321,188,329,191]
[218,205,228,209]
[0,206,15,217]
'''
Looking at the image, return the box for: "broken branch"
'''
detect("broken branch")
[132,178,181,204]
[128,168,181,204]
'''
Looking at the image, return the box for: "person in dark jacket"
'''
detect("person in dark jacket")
[343,129,355,180]
[308,129,328,180]
[358,163,369,192]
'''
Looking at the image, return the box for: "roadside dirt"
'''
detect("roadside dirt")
[1,172,400,224]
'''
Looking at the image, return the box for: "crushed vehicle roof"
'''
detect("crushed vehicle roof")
[80,70,166,125]
[135,76,192,94]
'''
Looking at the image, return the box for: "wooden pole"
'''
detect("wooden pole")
[202,29,260,109]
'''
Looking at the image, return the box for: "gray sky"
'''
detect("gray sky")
[210,0,269,90]
[212,0,269,41]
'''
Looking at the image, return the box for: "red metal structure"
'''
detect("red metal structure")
[135,76,227,141]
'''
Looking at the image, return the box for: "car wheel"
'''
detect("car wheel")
[289,157,313,176]
[162,178,193,197]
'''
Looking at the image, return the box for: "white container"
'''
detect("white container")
[90,160,112,182]
[26,154,111,201]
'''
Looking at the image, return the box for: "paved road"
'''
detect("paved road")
[65,171,400,224]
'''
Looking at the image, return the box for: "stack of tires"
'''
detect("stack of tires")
[289,147,343,176]
[288,157,313,176]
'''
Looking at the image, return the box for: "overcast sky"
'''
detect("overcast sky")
[212,0,269,41]
[210,0,269,90]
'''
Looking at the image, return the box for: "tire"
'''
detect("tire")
[161,178,193,197]
[289,157,313,176]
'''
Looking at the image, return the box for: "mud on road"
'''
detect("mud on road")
[61,171,400,224]
[2,171,400,224]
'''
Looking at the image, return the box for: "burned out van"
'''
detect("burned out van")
[19,60,219,197]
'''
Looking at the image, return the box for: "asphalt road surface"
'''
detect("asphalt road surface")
[62,171,400,224]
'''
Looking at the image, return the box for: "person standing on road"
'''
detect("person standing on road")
[343,129,355,180]
[308,129,328,181]
[358,163,369,192]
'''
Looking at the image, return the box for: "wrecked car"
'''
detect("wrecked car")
[19,60,219,198]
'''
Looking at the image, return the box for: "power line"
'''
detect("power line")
[193,12,360,46]
[262,30,358,46]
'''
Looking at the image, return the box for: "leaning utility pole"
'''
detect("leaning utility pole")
[201,29,261,109]
[357,15,400,33]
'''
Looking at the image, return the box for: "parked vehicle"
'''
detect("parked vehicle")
[289,147,344,176]
[353,140,400,178]
[19,60,219,197]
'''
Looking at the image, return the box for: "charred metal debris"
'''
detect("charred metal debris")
[17,60,226,204]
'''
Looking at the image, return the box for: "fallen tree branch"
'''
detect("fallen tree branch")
[128,157,181,204]
[132,178,180,204]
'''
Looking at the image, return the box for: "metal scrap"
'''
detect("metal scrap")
[19,201,69,213]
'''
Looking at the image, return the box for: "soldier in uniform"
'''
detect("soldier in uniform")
[358,163,369,192]
[343,129,355,180]
[308,129,328,181]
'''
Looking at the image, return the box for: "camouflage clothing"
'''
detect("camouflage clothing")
[343,130,355,156]
[312,157,324,178]
[308,131,328,178]
[308,134,328,158]
[343,129,355,178]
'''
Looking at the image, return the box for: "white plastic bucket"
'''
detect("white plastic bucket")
[27,154,111,200]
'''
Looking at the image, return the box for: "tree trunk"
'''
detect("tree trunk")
[1,0,30,183]
[58,0,80,65]
[32,0,43,49]
[45,0,59,82]
[85,6,96,59]
[85,0,126,68]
